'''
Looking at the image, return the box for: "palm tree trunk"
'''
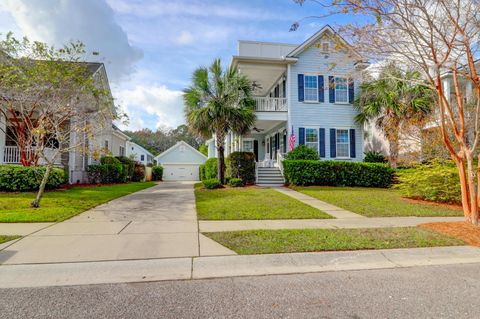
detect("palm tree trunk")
[388,138,399,169]
[216,132,226,184]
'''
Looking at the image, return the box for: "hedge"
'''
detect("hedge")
[200,158,218,181]
[396,160,460,203]
[132,163,146,182]
[116,156,135,180]
[285,145,319,160]
[0,165,67,192]
[283,160,394,188]
[152,165,163,181]
[203,178,223,189]
[227,152,255,185]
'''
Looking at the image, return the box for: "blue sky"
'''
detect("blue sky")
[0,0,354,131]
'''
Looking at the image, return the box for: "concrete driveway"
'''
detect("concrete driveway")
[0,182,234,265]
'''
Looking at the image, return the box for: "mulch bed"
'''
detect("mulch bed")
[419,221,480,247]
[401,197,462,210]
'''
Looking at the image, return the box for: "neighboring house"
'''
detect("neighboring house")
[126,141,154,165]
[206,25,369,174]
[0,62,130,184]
[155,141,207,181]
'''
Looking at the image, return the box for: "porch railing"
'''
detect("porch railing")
[277,152,285,176]
[3,146,61,165]
[254,97,287,112]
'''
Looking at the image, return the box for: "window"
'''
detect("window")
[321,42,330,53]
[335,77,348,103]
[304,75,318,102]
[243,140,253,152]
[119,146,125,157]
[336,129,349,157]
[305,128,318,150]
[141,154,145,161]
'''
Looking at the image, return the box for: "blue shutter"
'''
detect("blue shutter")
[298,74,304,102]
[318,75,324,103]
[299,127,305,145]
[319,128,326,158]
[330,128,336,158]
[329,76,335,103]
[349,129,356,158]
[349,79,354,104]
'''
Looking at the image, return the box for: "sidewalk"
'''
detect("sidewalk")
[1,245,479,288]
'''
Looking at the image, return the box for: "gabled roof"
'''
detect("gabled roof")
[287,25,363,60]
[127,141,154,157]
[154,141,207,161]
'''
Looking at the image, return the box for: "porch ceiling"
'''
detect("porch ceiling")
[250,119,285,134]
[234,59,288,96]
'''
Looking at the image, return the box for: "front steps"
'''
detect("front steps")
[256,167,285,187]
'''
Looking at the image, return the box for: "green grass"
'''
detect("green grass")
[0,182,156,223]
[204,227,465,254]
[295,187,462,217]
[195,184,332,220]
[0,235,20,245]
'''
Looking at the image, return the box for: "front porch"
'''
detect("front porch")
[1,145,62,165]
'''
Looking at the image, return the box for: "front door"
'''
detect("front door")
[253,140,259,161]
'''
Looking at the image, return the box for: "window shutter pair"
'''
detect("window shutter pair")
[298,74,324,102]
[298,127,325,158]
[329,76,355,103]
[329,128,356,158]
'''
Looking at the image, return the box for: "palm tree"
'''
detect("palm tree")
[184,59,256,184]
[355,64,434,168]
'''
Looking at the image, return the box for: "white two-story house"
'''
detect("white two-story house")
[206,25,369,184]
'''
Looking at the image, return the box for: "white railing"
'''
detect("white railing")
[254,97,287,112]
[277,152,285,176]
[3,146,62,165]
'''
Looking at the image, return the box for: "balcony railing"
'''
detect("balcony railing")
[3,146,61,165]
[254,97,287,112]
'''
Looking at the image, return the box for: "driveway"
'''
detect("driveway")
[0,182,234,265]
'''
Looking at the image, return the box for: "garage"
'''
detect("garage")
[154,141,207,181]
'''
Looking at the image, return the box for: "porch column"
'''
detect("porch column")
[0,114,5,164]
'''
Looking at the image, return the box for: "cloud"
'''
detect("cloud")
[176,31,194,45]
[114,84,185,131]
[0,0,143,82]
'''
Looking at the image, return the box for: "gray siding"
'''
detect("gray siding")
[287,38,364,161]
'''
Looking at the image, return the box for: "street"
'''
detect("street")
[1,263,479,319]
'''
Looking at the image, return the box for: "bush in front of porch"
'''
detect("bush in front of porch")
[0,165,67,192]
[283,160,394,188]
[227,152,255,185]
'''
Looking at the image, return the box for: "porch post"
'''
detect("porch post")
[0,114,5,164]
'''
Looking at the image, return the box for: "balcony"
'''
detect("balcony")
[3,145,62,165]
[254,97,287,112]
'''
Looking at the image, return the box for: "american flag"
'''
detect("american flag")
[289,126,295,151]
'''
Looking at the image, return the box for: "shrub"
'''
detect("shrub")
[0,165,67,192]
[284,145,319,160]
[132,163,146,182]
[101,156,121,165]
[199,164,206,181]
[227,152,255,185]
[283,160,394,188]
[364,151,388,163]
[152,165,163,181]
[203,178,223,189]
[228,178,244,187]
[116,156,135,181]
[88,162,123,184]
[204,158,218,180]
[396,160,460,203]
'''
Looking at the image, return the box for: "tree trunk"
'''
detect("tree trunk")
[216,133,226,184]
[31,164,52,208]
[388,138,399,169]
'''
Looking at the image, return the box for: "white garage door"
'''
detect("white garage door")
[162,164,200,181]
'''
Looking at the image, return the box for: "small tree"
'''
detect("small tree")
[184,59,256,184]
[355,64,434,168]
[292,0,480,224]
[0,34,117,207]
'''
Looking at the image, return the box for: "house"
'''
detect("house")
[206,25,369,184]
[126,141,154,165]
[0,61,130,184]
[155,141,207,181]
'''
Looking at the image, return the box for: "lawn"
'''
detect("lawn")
[0,182,156,223]
[204,227,465,254]
[294,187,462,217]
[195,184,332,220]
[0,235,20,245]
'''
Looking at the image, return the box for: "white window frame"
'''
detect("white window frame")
[321,41,330,53]
[304,74,318,102]
[335,77,349,104]
[242,139,254,153]
[305,128,318,150]
[336,128,350,158]
[119,146,125,157]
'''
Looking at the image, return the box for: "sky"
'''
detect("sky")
[0,0,353,131]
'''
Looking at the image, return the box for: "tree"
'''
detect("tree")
[355,64,434,168]
[184,58,256,184]
[0,34,116,207]
[292,0,480,224]
[198,144,208,156]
